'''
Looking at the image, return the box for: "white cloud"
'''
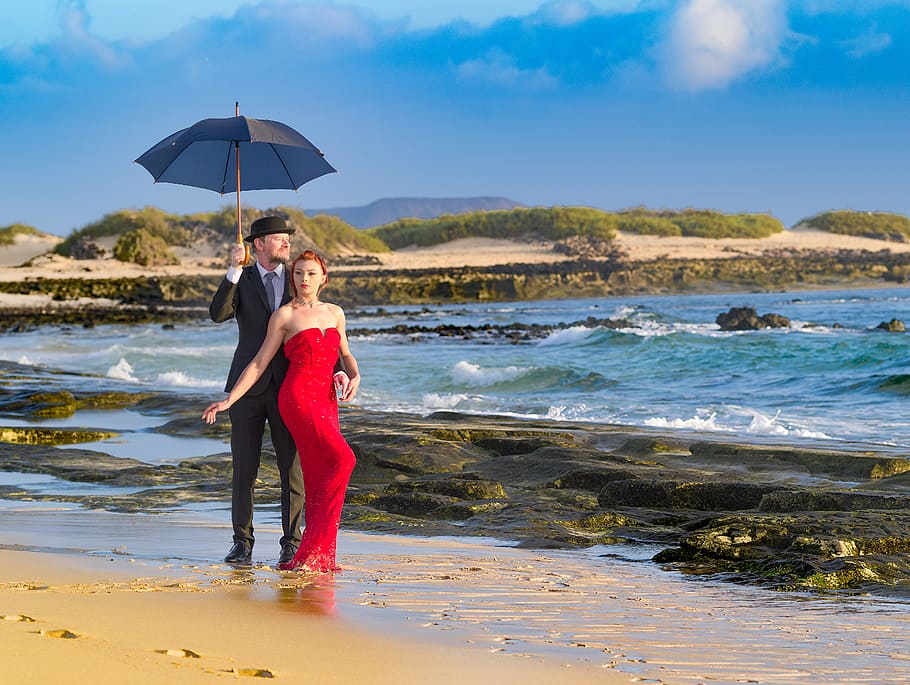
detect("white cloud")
[55,0,128,69]
[530,1,598,25]
[454,49,559,89]
[842,25,892,58]
[660,0,789,91]
[244,1,383,45]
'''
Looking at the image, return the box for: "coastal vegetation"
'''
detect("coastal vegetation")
[365,206,783,249]
[365,206,618,249]
[0,223,43,245]
[614,208,783,238]
[52,205,386,263]
[802,210,910,241]
[25,205,910,268]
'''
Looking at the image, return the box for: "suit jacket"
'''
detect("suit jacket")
[210,265,292,395]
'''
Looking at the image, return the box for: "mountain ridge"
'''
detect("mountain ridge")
[306,196,526,229]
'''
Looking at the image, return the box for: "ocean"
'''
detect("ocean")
[2,285,909,454]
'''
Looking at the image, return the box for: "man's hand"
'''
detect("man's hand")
[230,243,246,268]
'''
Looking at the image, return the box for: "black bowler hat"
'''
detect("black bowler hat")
[244,216,296,243]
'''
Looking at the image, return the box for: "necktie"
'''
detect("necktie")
[264,272,279,311]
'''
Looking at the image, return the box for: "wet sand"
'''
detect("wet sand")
[2,502,910,684]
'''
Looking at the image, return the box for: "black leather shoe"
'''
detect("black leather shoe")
[224,541,252,564]
[277,543,298,565]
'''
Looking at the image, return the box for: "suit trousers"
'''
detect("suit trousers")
[228,378,304,548]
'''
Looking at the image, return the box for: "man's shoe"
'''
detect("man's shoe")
[277,543,298,565]
[224,541,252,564]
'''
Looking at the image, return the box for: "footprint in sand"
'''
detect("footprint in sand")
[38,628,78,639]
[155,648,201,658]
[229,667,275,678]
[2,614,36,623]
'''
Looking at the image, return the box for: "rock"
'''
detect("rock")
[759,490,910,512]
[875,318,905,332]
[715,306,791,331]
[597,479,781,511]
[373,491,459,517]
[654,511,910,590]
[549,468,636,492]
[687,441,910,480]
[69,238,106,260]
[384,477,507,500]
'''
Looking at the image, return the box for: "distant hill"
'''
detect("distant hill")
[307,197,526,229]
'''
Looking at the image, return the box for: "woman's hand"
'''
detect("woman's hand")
[202,400,230,424]
[333,371,359,402]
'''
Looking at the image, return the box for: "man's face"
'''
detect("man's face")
[256,233,291,265]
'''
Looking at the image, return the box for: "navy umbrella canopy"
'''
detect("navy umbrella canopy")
[135,105,336,255]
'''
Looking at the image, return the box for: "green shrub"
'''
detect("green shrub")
[616,211,681,236]
[613,208,783,239]
[803,211,910,239]
[0,223,42,246]
[113,228,179,266]
[366,206,617,250]
[55,207,190,256]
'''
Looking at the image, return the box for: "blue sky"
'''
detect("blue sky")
[2,0,910,236]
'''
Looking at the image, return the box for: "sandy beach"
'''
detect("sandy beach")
[3,503,910,685]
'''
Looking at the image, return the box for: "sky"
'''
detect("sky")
[2,0,910,236]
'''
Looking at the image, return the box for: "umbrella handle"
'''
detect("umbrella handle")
[235,134,252,266]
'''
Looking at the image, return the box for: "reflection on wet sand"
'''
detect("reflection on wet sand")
[273,578,337,616]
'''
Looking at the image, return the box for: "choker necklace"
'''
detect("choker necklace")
[294,297,319,307]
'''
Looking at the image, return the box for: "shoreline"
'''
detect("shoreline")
[3,505,910,684]
[0,538,619,685]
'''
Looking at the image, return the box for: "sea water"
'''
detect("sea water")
[2,286,909,450]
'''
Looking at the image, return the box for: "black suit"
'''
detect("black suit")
[210,264,304,551]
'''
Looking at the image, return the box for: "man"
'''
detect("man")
[210,215,349,566]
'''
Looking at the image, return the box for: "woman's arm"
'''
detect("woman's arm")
[202,308,288,423]
[335,308,360,402]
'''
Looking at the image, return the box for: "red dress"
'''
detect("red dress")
[277,327,356,572]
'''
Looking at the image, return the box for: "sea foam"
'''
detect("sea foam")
[156,371,222,389]
[450,361,531,386]
[536,326,594,346]
[644,408,832,440]
[106,358,138,382]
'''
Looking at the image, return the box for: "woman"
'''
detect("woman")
[203,250,359,573]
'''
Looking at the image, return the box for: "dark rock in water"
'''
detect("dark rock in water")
[384,476,507,500]
[0,426,116,446]
[549,468,636,492]
[876,318,906,332]
[654,511,910,590]
[597,479,781,511]
[716,306,791,331]
[688,441,910,479]
[760,490,910,512]
[373,491,459,516]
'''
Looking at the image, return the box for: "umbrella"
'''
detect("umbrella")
[135,102,336,261]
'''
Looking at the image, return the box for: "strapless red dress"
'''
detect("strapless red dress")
[277,327,356,572]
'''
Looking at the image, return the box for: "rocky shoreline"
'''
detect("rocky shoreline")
[2,359,909,596]
[2,249,910,331]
